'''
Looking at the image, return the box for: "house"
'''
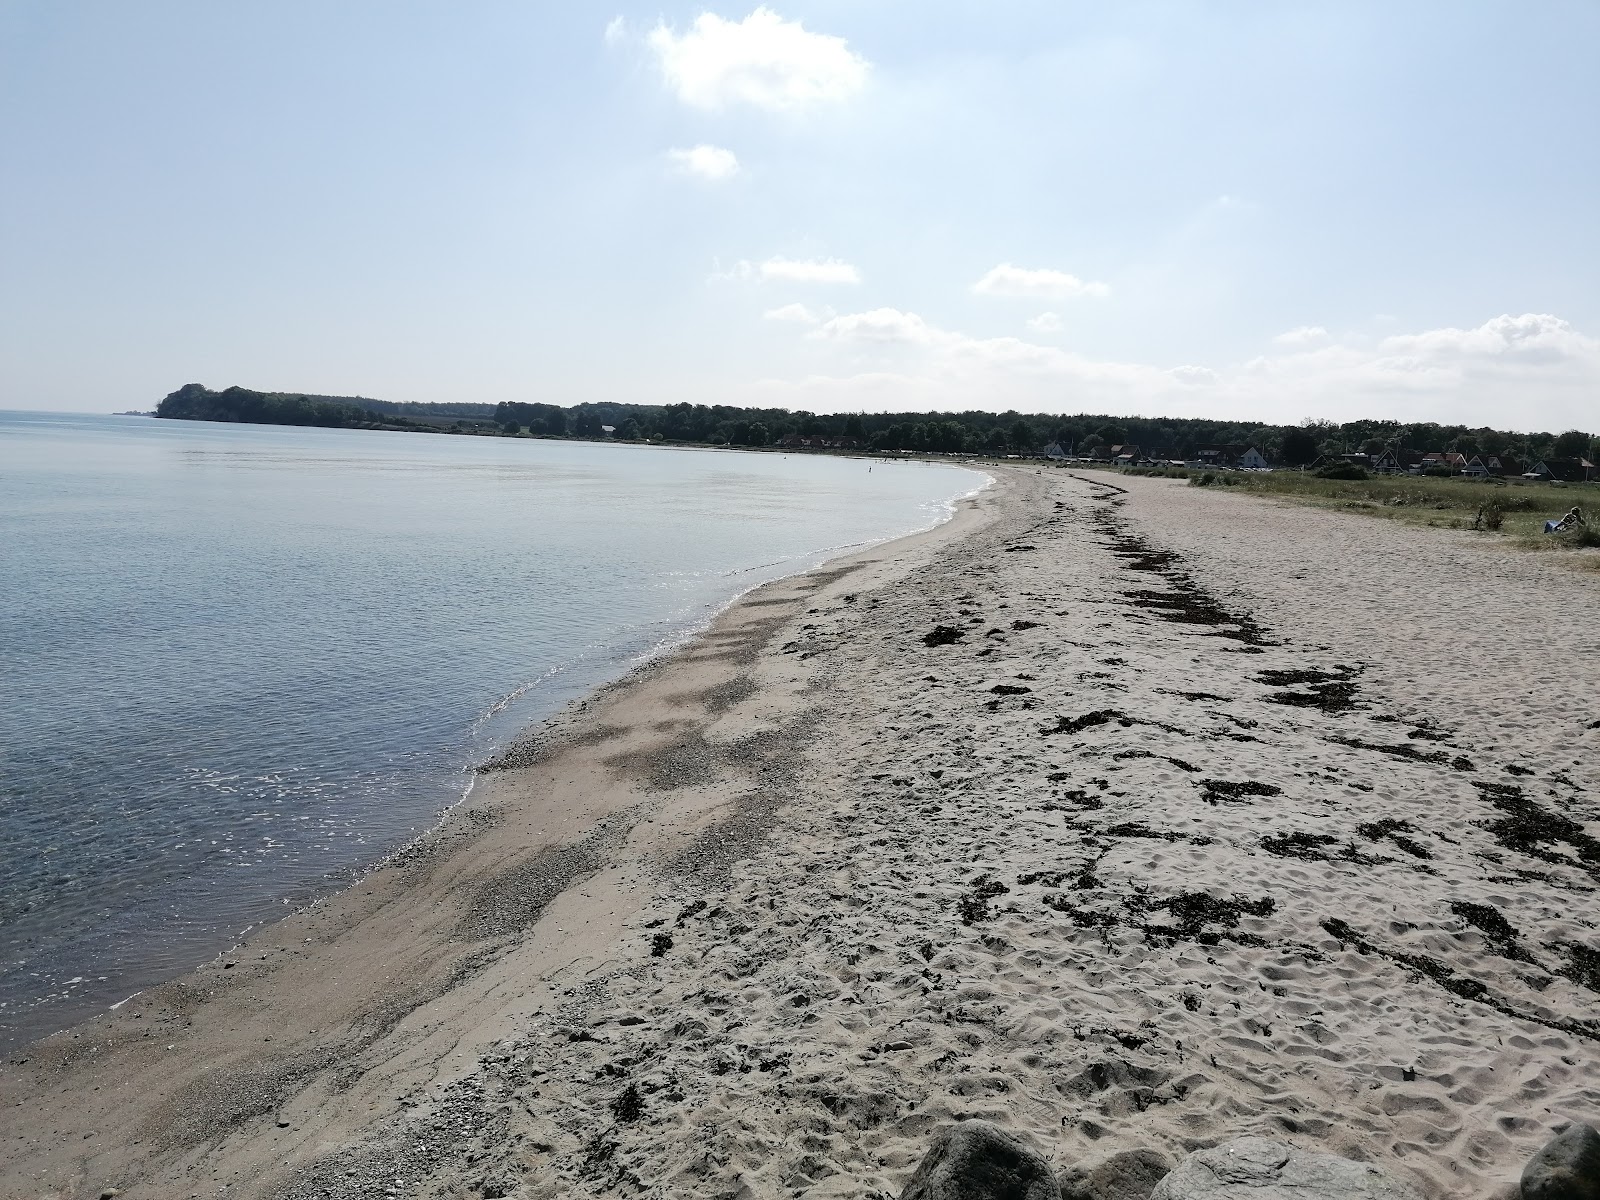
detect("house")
[1042,441,1069,460]
[1527,458,1597,483]
[1192,443,1269,470]
[1461,454,1525,478]
[1370,448,1423,473]
[1107,444,1140,463]
[1418,451,1470,474]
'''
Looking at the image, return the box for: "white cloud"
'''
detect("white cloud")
[972,263,1109,299]
[1273,325,1329,346]
[1378,312,1585,361]
[813,308,933,344]
[763,303,820,324]
[647,7,868,112]
[603,15,627,45]
[667,144,740,181]
[761,310,1600,427]
[717,256,861,284]
[1026,312,1062,332]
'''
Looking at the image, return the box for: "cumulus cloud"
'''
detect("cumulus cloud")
[718,256,861,284]
[813,308,933,344]
[648,7,868,111]
[972,263,1109,299]
[763,303,820,324]
[1273,325,1329,346]
[1026,312,1062,332]
[760,311,1600,426]
[1378,312,1586,361]
[667,144,740,181]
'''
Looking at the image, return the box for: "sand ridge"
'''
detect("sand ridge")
[3,468,1597,1200]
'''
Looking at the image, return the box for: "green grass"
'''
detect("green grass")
[1096,464,1600,567]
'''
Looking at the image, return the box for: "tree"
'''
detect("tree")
[843,413,865,438]
[1360,438,1386,456]
[617,417,642,440]
[986,427,1011,454]
[1010,419,1035,452]
[1553,429,1592,458]
[572,410,604,438]
[1280,428,1319,466]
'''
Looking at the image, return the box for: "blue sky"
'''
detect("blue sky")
[2,2,1596,428]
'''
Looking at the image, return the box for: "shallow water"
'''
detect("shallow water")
[0,411,983,1048]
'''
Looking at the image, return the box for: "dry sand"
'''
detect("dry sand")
[3,467,1597,1200]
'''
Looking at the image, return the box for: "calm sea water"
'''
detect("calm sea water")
[0,411,983,1049]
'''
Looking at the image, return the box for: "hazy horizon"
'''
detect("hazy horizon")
[3,2,1596,428]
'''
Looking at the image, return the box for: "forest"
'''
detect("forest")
[155,385,1596,465]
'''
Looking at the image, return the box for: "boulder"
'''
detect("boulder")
[1151,1137,1421,1199]
[1059,1147,1174,1200]
[1522,1123,1600,1200]
[899,1119,1059,1200]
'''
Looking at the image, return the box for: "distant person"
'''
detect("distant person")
[1545,506,1585,534]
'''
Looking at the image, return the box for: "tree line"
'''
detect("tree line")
[155,385,1595,465]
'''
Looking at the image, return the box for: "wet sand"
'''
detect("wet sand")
[3,467,1597,1200]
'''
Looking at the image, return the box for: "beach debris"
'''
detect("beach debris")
[1042,709,1126,736]
[1059,1146,1174,1200]
[1475,781,1600,866]
[923,625,967,647]
[957,877,1011,924]
[1151,1136,1422,1198]
[1520,1122,1600,1200]
[649,933,673,956]
[1140,892,1275,944]
[898,1119,1058,1200]
[990,684,1032,695]
[1355,819,1432,859]
[1450,900,1537,964]
[1198,779,1282,804]
[610,1083,643,1123]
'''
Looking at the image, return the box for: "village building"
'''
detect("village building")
[1191,443,1270,470]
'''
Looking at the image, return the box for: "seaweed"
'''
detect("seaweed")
[1136,892,1275,946]
[1450,900,1535,964]
[1474,781,1600,865]
[1328,735,1452,766]
[957,877,1011,924]
[1356,818,1434,860]
[923,625,966,647]
[1199,779,1282,804]
[1041,709,1126,736]
[1260,832,1338,860]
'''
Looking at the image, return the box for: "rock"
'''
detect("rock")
[900,1119,1059,1200]
[1060,1147,1174,1200]
[1522,1123,1600,1200]
[1151,1137,1421,1199]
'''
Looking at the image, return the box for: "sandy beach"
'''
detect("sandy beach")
[4,467,1598,1200]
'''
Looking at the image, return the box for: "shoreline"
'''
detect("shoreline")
[0,456,988,1056]
[0,470,1010,1200]
[4,466,1596,1200]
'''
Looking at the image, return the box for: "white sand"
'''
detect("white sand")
[3,467,1596,1200]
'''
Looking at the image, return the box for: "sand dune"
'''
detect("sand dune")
[3,467,1596,1200]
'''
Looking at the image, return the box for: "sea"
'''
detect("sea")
[0,410,985,1050]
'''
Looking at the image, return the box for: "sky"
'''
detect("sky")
[2,2,1597,429]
